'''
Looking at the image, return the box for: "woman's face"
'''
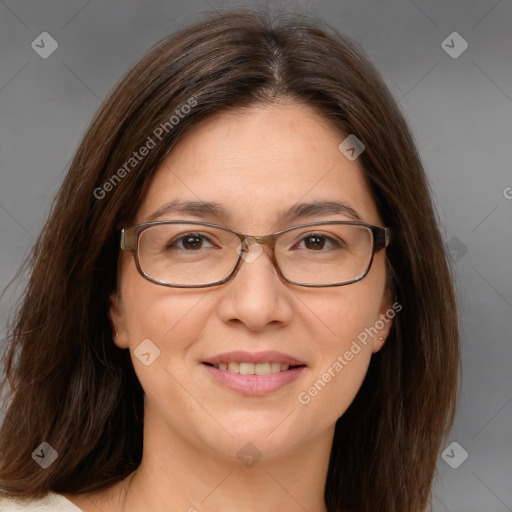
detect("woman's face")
[111,100,392,463]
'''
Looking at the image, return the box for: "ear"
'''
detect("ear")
[109,291,129,349]
[372,289,396,354]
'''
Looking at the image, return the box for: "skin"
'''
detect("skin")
[66,100,392,512]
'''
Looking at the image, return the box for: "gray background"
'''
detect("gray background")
[0,0,511,511]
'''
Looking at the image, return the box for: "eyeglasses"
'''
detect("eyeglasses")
[119,220,390,288]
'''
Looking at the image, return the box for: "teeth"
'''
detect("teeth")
[271,362,282,373]
[255,363,271,375]
[228,362,239,373]
[239,362,254,375]
[211,362,293,374]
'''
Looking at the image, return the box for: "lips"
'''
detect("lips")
[202,350,307,367]
[201,351,307,396]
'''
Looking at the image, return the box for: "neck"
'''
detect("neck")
[130,411,331,511]
[69,407,333,512]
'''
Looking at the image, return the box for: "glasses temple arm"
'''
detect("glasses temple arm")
[373,227,391,251]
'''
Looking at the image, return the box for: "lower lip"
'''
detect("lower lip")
[201,363,307,396]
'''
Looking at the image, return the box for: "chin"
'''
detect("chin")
[198,414,309,459]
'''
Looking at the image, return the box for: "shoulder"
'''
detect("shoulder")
[0,492,82,511]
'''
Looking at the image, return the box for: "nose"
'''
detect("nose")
[216,241,294,331]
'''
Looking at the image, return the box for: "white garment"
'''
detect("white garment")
[0,493,82,511]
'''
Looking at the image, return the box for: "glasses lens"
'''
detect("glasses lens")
[138,223,240,286]
[275,224,373,285]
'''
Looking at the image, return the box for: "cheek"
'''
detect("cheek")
[120,263,210,361]
[298,347,372,420]
[120,284,213,416]
[296,262,386,422]
[296,297,375,428]
[304,275,385,354]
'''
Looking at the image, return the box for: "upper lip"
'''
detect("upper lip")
[202,351,307,366]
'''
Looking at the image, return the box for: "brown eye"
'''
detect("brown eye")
[167,233,215,251]
[304,235,325,250]
[294,233,341,251]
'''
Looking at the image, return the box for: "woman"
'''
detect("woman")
[0,9,459,512]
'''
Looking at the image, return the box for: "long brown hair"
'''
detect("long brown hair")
[0,9,459,511]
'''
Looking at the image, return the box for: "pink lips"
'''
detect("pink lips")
[201,351,307,396]
[202,350,306,366]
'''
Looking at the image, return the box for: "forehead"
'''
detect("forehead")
[136,101,381,231]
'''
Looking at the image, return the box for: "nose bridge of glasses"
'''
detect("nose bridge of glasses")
[237,234,277,262]
[243,234,274,248]
[235,235,280,279]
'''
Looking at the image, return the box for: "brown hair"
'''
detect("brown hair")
[0,9,460,511]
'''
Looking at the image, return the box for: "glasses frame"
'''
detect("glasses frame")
[119,220,391,288]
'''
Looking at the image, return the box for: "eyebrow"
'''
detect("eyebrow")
[145,198,362,224]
